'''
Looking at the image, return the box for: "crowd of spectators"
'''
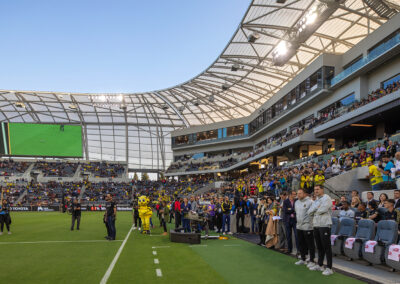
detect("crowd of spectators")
[81,162,125,178]
[0,160,29,176]
[34,161,79,177]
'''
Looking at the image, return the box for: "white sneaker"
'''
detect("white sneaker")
[307,262,316,269]
[223,232,226,235]
[295,260,307,265]
[310,265,324,271]
[7,232,11,235]
[305,257,310,262]
[228,232,233,235]
[322,268,333,276]
[132,226,137,230]
[138,227,141,231]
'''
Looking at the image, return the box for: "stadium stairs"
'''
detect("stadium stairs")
[78,183,87,201]
[324,166,371,198]
[15,186,28,204]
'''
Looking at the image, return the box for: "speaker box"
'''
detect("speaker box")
[169,229,201,244]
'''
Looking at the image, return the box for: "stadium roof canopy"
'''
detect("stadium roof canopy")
[1,0,399,171]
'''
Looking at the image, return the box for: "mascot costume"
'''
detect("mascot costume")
[138,195,153,234]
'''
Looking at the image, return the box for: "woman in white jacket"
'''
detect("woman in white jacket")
[307,185,333,276]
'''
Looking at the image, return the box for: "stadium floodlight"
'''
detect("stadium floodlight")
[222,83,229,91]
[99,95,106,102]
[271,0,343,66]
[193,100,200,106]
[177,105,185,112]
[247,32,260,43]
[276,0,287,3]
[208,94,215,103]
[117,95,123,102]
[161,105,169,110]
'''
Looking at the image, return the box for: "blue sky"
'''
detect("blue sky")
[0,0,250,93]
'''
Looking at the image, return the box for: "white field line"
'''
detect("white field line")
[224,244,241,247]
[154,259,159,264]
[151,246,170,249]
[100,227,133,284]
[189,244,208,247]
[0,240,123,245]
[156,269,162,277]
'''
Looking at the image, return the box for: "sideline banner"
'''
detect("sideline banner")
[11,206,132,212]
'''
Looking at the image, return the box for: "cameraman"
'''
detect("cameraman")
[105,194,117,241]
[70,199,81,231]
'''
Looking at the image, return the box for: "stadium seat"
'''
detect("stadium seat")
[331,217,340,235]
[385,240,400,271]
[332,217,356,256]
[343,219,375,260]
[362,220,398,265]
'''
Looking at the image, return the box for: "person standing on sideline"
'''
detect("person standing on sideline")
[70,199,81,231]
[307,185,333,276]
[283,190,299,255]
[0,199,11,235]
[105,194,117,241]
[277,192,288,252]
[221,196,232,235]
[132,197,141,230]
[174,198,181,229]
[295,188,315,268]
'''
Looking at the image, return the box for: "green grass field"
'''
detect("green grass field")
[9,123,82,157]
[0,212,363,284]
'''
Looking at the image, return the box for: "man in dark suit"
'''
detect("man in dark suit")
[283,190,299,254]
[394,190,400,209]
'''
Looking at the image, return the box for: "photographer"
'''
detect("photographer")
[105,194,117,241]
[70,199,81,231]
[0,199,11,235]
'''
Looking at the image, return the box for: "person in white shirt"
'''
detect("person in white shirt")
[307,185,333,276]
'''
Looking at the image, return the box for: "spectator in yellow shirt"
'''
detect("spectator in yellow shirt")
[366,160,383,191]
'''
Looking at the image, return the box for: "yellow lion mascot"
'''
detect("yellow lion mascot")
[138,195,153,234]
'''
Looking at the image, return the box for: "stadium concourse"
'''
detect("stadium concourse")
[2,0,400,283]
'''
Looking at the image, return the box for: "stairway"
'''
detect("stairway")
[15,188,28,204]
[78,183,87,201]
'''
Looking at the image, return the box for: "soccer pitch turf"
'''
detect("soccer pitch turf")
[0,212,363,284]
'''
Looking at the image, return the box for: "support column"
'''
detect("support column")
[376,122,385,139]
[272,156,277,167]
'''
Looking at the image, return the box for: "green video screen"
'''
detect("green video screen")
[0,123,83,157]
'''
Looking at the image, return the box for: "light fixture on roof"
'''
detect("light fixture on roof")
[68,104,77,110]
[15,102,26,108]
[193,100,200,107]
[231,64,240,72]
[247,32,260,43]
[177,105,185,112]
[161,105,169,110]
[222,83,229,91]
[208,94,215,103]
[271,0,343,66]
[276,0,286,3]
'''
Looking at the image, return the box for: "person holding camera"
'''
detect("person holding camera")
[105,194,117,241]
[70,199,81,231]
[0,199,11,235]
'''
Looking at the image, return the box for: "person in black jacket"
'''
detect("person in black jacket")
[235,196,248,233]
[282,190,299,254]
[70,199,81,231]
